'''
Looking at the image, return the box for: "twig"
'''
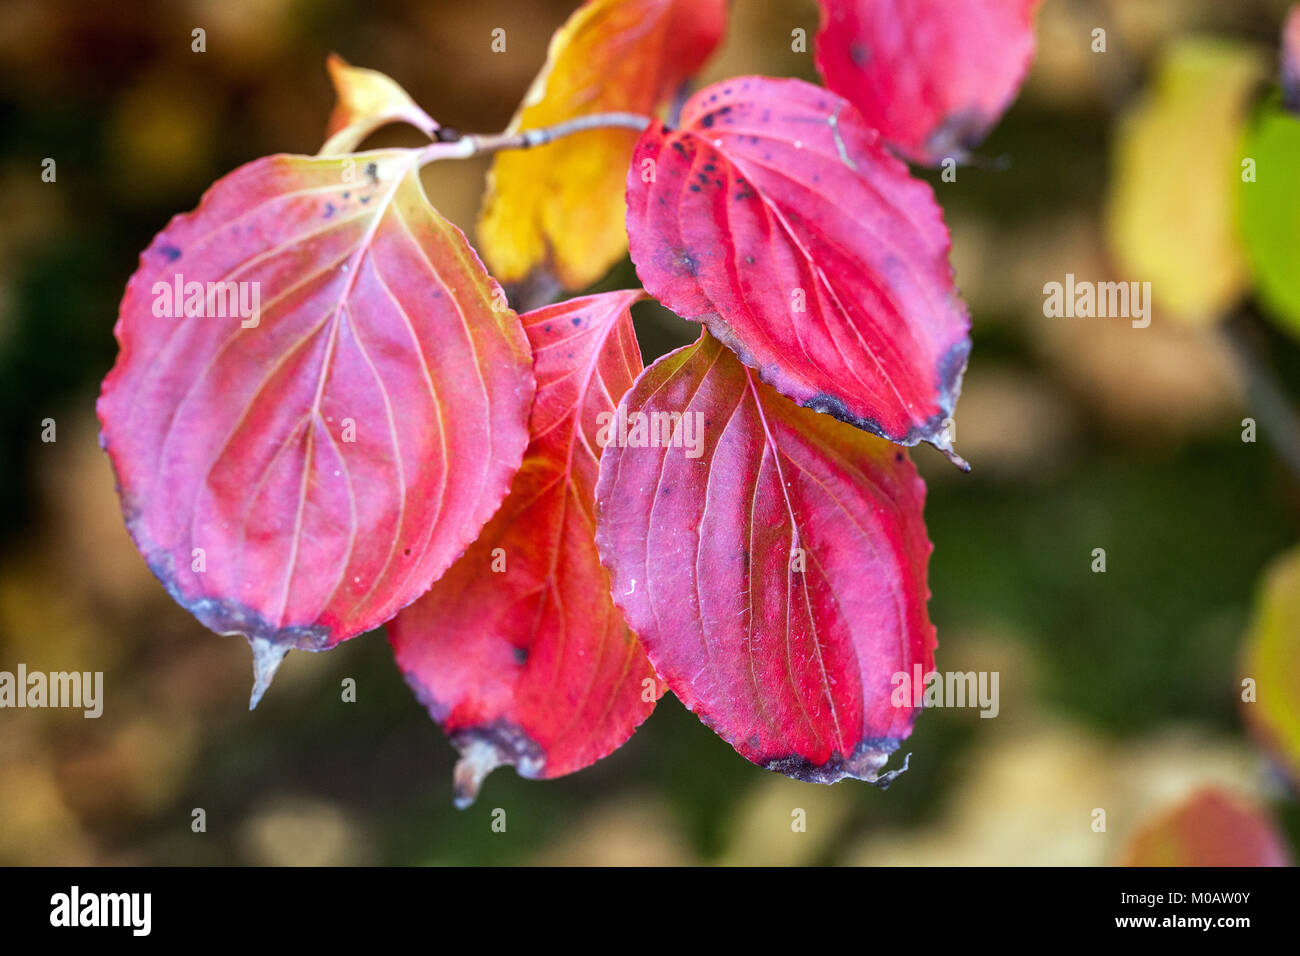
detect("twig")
[418,112,652,165]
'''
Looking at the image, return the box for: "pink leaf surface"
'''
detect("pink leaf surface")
[815,0,1041,165]
[595,330,936,784]
[390,291,658,806]
[626,76,970,457]
[98,150,534,701]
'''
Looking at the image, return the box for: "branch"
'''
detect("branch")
[418,112,653,164]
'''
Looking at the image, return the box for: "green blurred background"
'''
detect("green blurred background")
[1,0,1297,865]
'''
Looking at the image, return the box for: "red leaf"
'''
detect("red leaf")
[626,76,970,457]
[389,290,659,806]
[595,331,936,784]
[97,151,534,701]
[814,0,1041,165]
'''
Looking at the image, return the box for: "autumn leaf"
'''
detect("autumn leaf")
[814,0,1041,165]
[595,331,936,785]
[477,0,727,290]
[1121,787,1291,866]
[389,290,658,807]
[319,54,439,155]
[626,76,970,457]
[1241,544,1300,786]
[1105,37,1266,325]
[97,150,534,703]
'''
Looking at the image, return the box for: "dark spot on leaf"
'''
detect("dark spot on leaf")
[513,646,528,665]
[323,201,336,219]
[850,42,871,67]
[698,105,731,130]
[159,244,181,262]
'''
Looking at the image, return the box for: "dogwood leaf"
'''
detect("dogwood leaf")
[97,150,534,703]
[390,290,659,807]
[477,0,727,290]
[626,76,970,457]
[595,331,936,785]
[814,0,1041,165]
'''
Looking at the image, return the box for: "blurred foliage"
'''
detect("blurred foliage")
[1120,787,1292,866]
[1242,544,1300,786]
[1,0,1298,865]
[1105,35,1265,325]
[1240,98,1300,340]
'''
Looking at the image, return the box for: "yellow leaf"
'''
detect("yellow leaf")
[1242,544,1300,785]
[477,0,727,290]
[319,54,438,156]
[1105,37,1267,325]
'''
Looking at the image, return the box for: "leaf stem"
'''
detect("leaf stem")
[418,112,653,165]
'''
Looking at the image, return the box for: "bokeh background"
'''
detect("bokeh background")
[1,0,1298,865]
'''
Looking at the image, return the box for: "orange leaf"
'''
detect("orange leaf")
[319,54,438,156]
[477,0,727,290]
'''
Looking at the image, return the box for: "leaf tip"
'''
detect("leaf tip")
[931,424,971,472]
[446,722,547,808]
[451,738,506,810]
[872,751,911,790]
[247,637,289,710]
[937,443,971,473]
